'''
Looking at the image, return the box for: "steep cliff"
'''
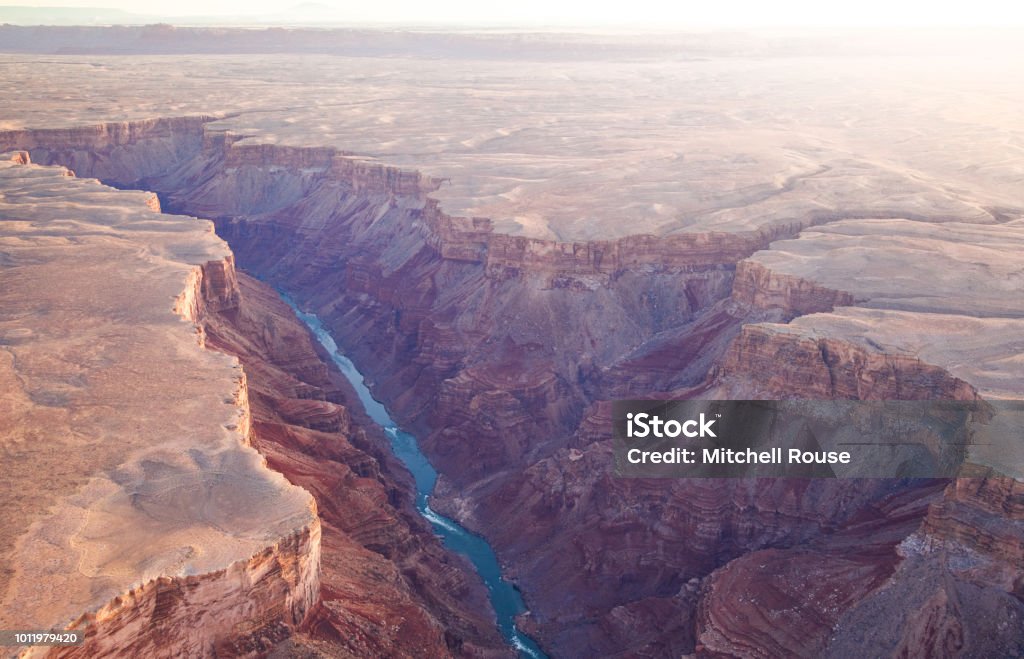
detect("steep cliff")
[0,148,509,658]
[0,153,320,657]
[4,118,1022,658]
[0,120,770,653]
[199,273,507,657]
[687,229,1024,657]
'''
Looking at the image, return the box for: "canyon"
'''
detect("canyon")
[0,150,507,657]
[1,29,1023,658]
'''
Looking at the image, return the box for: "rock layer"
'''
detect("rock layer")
[0,150,507,658]
[0,154,319,656]
[200,273,506,657]
[3,114,1023,657]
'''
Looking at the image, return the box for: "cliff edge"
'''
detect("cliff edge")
[0,153,320,656]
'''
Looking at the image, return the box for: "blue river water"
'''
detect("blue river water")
[284,297,547,658]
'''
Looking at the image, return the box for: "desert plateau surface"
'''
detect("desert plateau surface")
[0,25,1022,658]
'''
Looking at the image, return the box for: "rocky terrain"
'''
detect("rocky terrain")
[0,152,318,655]
[1,28,1023,658]
[199,272,506,658]
[0,153,506,657]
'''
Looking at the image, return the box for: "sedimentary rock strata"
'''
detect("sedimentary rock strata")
[0,153,318,655]
[200,273,505,657]
[1,30,1022,656]
[4,113,1021,656]
[0,153,507,657]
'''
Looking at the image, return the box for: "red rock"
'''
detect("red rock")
[4,118,1021,657]
[201,273,507,657]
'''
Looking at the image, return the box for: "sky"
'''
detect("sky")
[11,0,1024,27]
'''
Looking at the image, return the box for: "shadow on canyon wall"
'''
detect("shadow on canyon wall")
[3,118,1022,658]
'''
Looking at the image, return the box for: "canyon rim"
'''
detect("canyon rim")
[1,16,1023,659]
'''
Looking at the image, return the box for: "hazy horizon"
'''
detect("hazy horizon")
[5,0,1024,28]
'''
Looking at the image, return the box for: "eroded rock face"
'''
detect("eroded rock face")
[687,223,1024,656]
[0,151,509,658]
[694,481,948,658]
[200,273,507,657]
[714,325,980,402]
[204,146,1023,656]
[0,154,319,656]
[3,117,1023,658]
[41,528,320,659]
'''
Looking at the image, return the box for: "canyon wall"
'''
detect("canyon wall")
[1,149,508,657]
[45,527,320,659]
[198,272,507,657]
[0,153,320,658]
[693,251,1023,657]
[5,119,1022,657]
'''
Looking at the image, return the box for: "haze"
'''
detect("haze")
[8,0,1024,27]
[1,14,1024,659]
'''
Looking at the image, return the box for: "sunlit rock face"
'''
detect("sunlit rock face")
[0,154,319,656]
[1,26,1023,657]
[0,153,506,658]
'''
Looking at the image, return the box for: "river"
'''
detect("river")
[284,297,547,659]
